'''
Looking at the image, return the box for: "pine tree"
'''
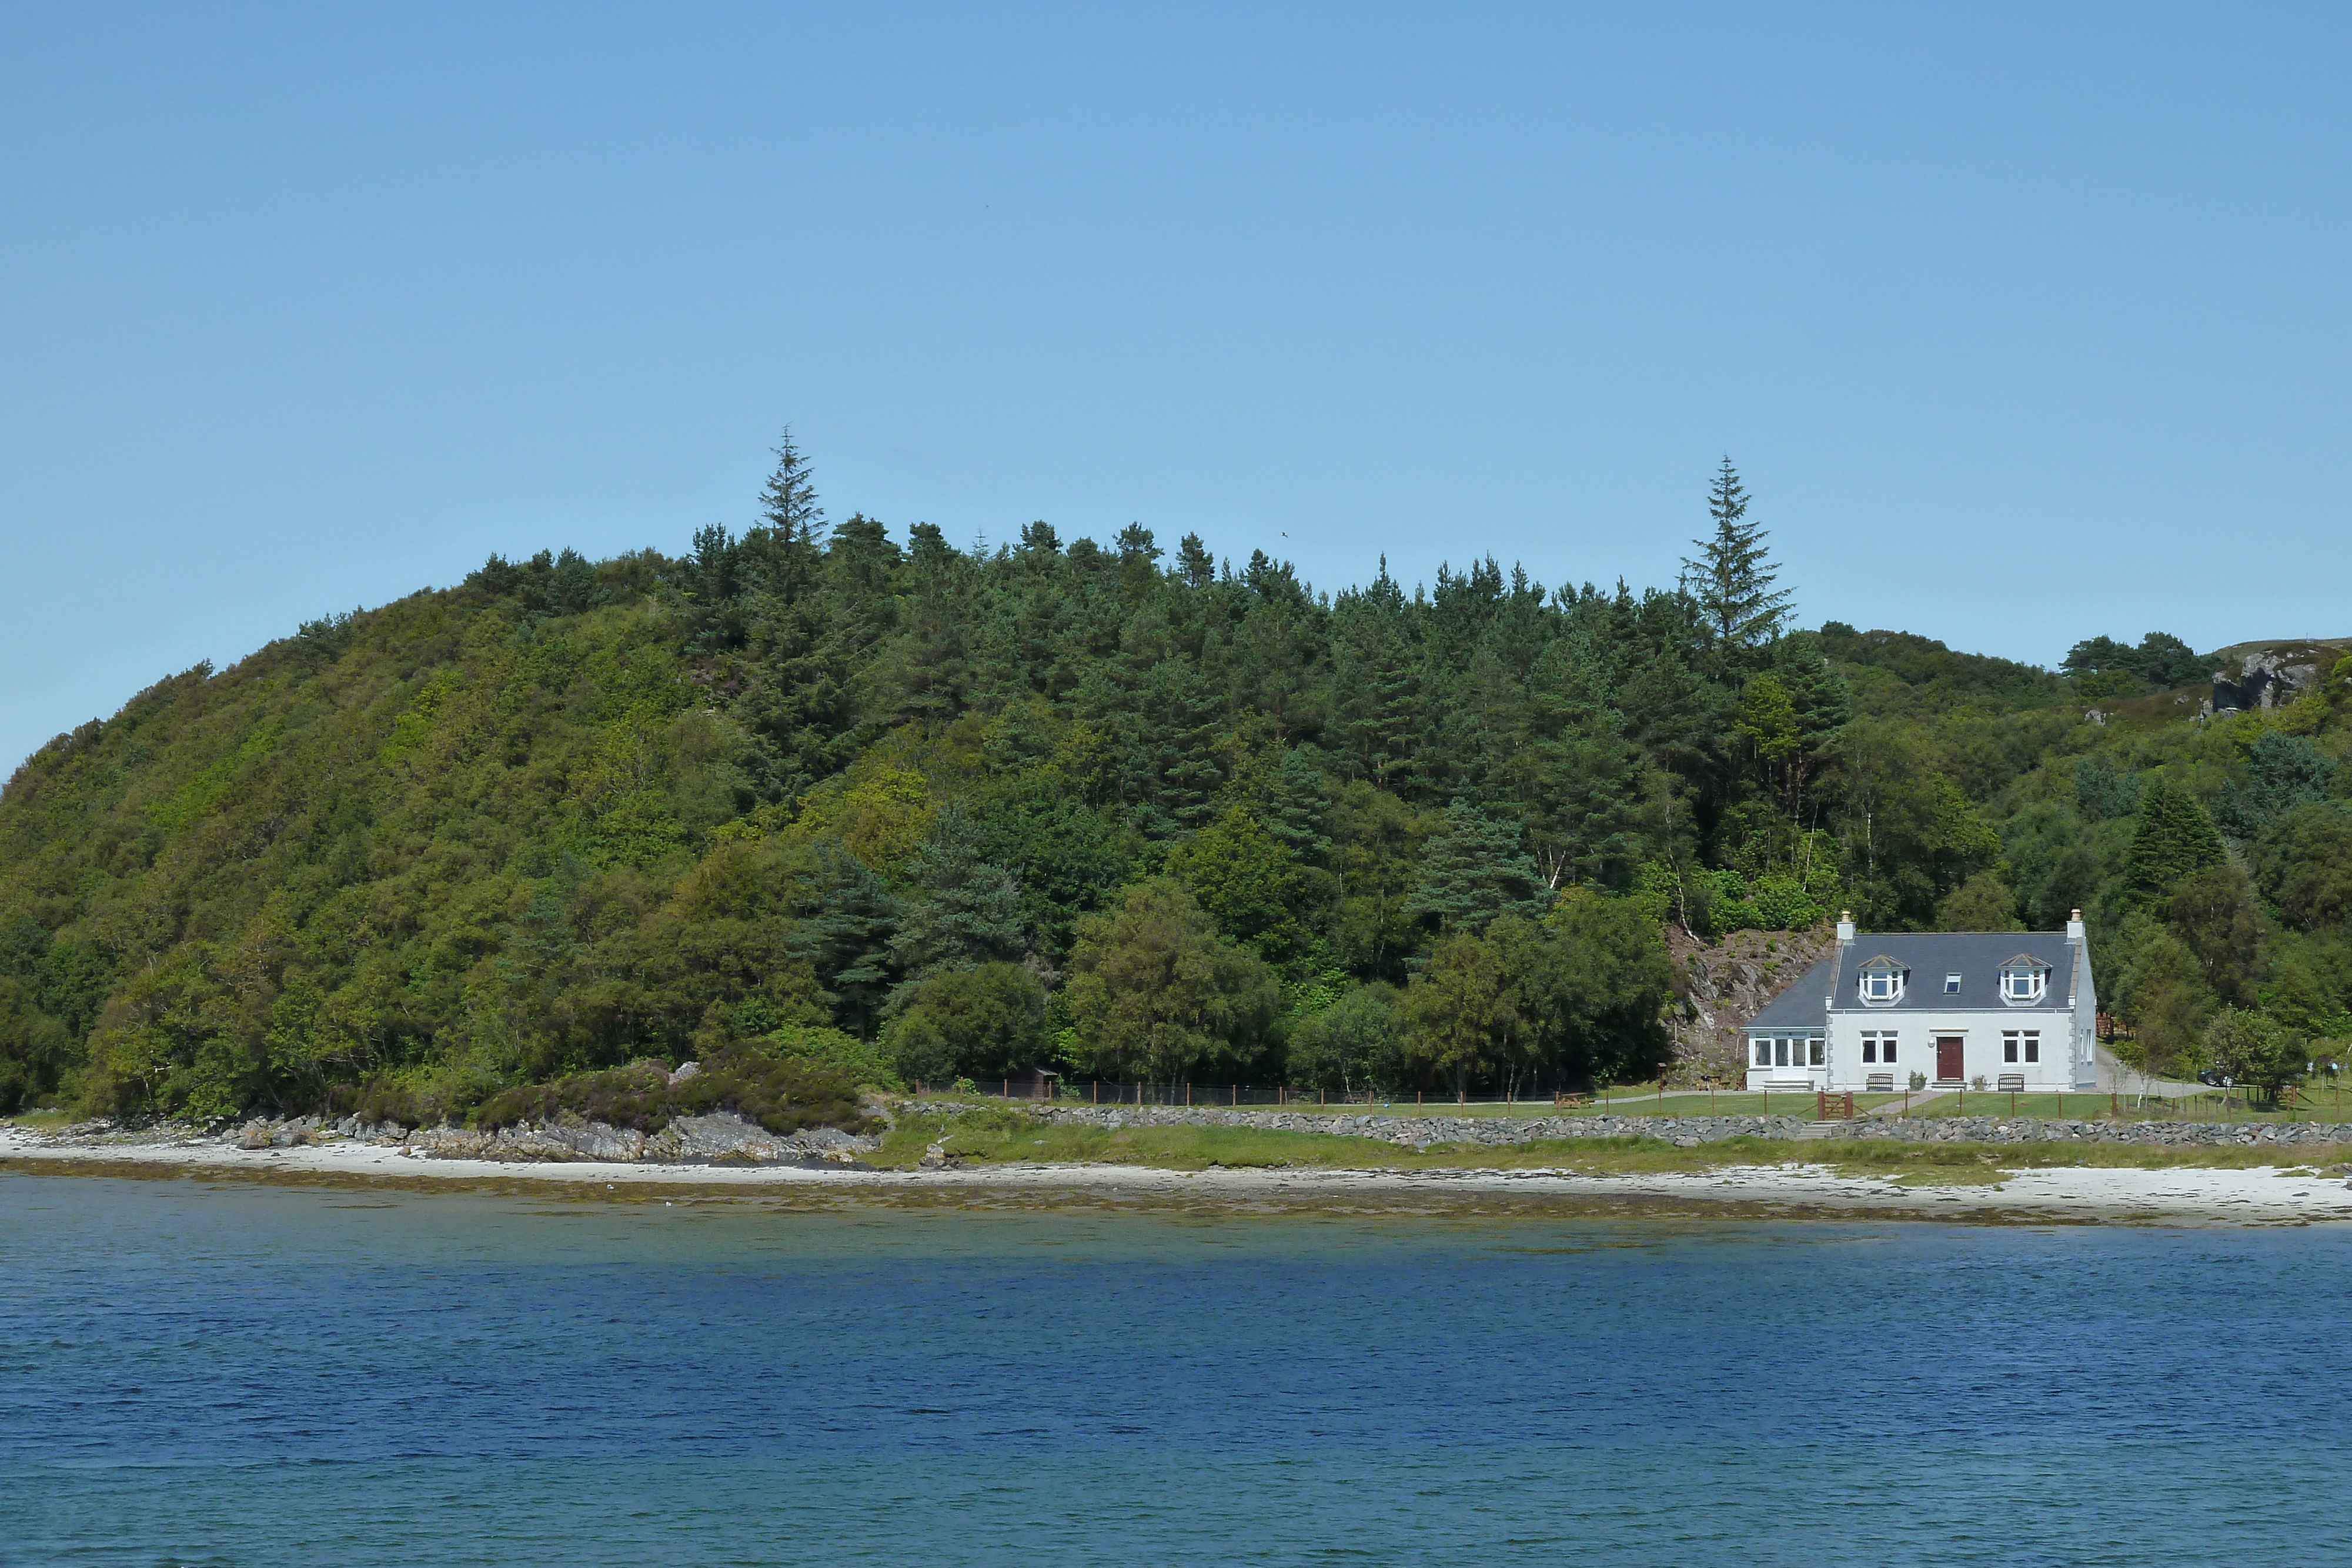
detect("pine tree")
[2126,775,2226,901]
[1405,800,1548,935]
[1681,458,1793,664]
[750,426,824,600]
[1174,532,1215,589]
[789,846,901,1038]
[889,810,1027,979]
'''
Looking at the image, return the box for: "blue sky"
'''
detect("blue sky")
[4,3,2347,770]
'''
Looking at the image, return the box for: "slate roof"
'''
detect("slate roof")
[1745,932,2078,1032]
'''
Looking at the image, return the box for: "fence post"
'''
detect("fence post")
[1231,1084,1238,1106]
[1186,1082,1192,1107]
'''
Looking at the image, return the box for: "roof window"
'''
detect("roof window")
[1943,974,1962,994]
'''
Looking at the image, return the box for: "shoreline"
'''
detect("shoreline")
[8,1127,2351,1225]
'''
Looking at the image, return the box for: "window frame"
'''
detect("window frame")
[1860,962,1907,1004]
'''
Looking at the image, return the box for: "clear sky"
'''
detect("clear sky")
[4,3,2347,771]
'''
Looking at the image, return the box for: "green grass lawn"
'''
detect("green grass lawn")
[1926,1088,2352,1124]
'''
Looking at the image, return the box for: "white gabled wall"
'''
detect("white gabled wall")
[1821,1008,2080,1091]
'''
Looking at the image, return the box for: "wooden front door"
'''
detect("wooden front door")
[1936,1036,1965,1083]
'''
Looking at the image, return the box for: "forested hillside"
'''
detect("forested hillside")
[4,443,2348,1122]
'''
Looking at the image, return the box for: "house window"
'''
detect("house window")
[1809,1039,1825,1066]
[1753,1038,1770,1067]
[1863,1031,1896,1064]
[1944,974,1962,994]
[1775,1039,1791,1067]
[2002,1031,2042,1064]
[2002,964,2047,1001]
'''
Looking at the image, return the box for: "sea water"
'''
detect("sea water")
[0,1172,2342,1567]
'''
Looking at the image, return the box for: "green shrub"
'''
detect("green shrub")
[470,1041,871,1135]
[883,962,1048,1082]
[771,1022,901,1089]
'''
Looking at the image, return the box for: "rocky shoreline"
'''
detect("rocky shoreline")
[21,1109,881,1166]
[11,1099,2348,1174]
[913,1098,2352,1149]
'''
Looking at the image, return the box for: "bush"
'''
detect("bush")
[1749,873,1825,931]
[326,1077,424,1128]
[1285,984,1405,1094]
[470,1041,872,1135]
[771,1023,901,1089]
[883,962,1049,1083]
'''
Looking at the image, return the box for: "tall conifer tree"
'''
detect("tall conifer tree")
[1681,458,1793,666]
[751,426,825,599]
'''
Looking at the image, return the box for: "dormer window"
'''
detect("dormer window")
[1858,958,1907,1004]
[2000,957,2050,1003]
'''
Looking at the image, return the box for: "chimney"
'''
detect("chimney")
[2067,908,2086,941]
[1836,910,1855,943]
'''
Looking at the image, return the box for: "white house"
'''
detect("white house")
[1743,912,2097,1094]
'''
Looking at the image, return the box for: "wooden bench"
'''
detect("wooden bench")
[1996,1074,2026,1094]
[1865,1073,1894,1093]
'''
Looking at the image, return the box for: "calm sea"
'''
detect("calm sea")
[0,1171,2341,1567]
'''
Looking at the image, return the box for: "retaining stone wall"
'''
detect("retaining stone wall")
[898,1099,2352,1149]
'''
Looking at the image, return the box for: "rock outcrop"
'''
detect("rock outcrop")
[2209,639,2350,713]
[400,1111,877,1165]
[1667,924,1838,1082]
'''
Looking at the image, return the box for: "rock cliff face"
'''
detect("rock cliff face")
[1665,925,1838,1082]
[2209,638,2351,713]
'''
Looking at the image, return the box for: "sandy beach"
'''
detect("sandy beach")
[7,1125,2350,1224]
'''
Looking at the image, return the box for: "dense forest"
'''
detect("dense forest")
[3,441,2348,1123]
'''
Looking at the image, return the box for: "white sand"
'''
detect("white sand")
[8,1126,2351,1223]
